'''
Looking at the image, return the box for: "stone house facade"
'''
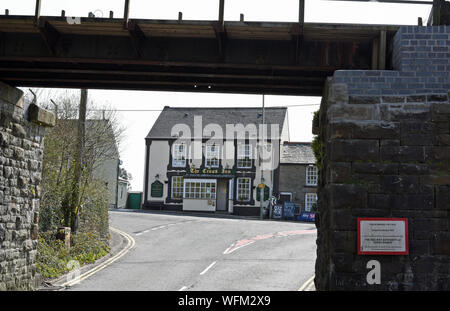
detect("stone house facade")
[279,142,317,211]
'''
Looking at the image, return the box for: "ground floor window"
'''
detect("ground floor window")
[171,176,184,199]
[305,193,317,212]
[184,179,216,199]
[237,177,251,201]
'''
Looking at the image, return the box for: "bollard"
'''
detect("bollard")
[57,227,71,250]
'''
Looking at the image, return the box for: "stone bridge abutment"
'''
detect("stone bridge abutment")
[315,26,450,290]
[0,82,54,290]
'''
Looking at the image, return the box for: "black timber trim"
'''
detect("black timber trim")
[143,139,152,205]
[166,171,186,204]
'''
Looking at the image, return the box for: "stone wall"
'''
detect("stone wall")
[0,82,54,290]
[315,26,449,290]
[279,164,317,211]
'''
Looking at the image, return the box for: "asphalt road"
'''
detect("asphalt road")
[68,210,317,291]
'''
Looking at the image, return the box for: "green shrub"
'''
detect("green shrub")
[36,232,71,278]
[70,232,110,265]
[77,182,110,239]
[312,134,324,170]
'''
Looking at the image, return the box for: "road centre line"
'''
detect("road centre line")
[200,261,217,275]
[134,221,194,235]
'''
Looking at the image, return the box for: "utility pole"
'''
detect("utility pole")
[260,94,265,220]
[69,88,87,232]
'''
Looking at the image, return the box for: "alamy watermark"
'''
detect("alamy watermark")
[170,116,281,171]
[66,260,81,285]
[366,260,381,285]
[65,9,105,25]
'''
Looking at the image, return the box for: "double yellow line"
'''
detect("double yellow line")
[298,275,315,291]
[60,227,136,288]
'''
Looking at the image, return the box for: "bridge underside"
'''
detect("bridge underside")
[0,16,399,95]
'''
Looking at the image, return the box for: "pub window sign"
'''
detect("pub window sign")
[357,218,409,255]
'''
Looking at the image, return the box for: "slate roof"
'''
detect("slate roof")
[280,142,316,164]
[146,106,287,139]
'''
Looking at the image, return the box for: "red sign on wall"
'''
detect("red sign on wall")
[357,218,409,255]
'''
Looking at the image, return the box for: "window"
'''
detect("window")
[172,143,186,167]
[206,144,220,168]
[237,177,251,201]
[184,179,216,199]
[306,165,318,186]
[171,176,184,199]
[305,193,317,212]
[237,144,252,168]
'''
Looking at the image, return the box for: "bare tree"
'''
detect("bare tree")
[32,89,125,234]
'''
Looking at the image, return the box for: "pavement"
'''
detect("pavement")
[59,210,317,291]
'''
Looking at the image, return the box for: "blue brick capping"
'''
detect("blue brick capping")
[333,26,449,97]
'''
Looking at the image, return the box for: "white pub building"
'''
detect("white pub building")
[143,106,289,216]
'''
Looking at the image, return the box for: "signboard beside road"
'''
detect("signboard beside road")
[298,212,315,222]
[358,218,409,255]
[283,202,299,220]
[272,204,283,219]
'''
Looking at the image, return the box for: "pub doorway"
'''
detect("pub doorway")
[216,179,229,212]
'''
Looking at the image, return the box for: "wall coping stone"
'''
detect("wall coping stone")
[0,81,24,108]
[28,103,56,128]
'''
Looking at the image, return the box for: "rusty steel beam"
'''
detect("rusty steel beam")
[38,18,60,56]
[1,76,324,96]
[371,37,379,70]
[0,16,399,95]
[0,67,328,83]
[128,20,146,58]
[0,55,340,72]
[213,22,227,60]
[378,30,387,70]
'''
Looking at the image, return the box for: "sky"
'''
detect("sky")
[2,0,433,191]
